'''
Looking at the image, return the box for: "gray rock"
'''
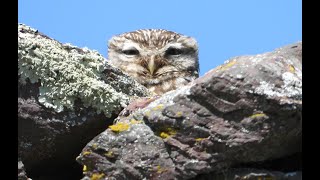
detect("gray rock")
[193,168,302,180]
[18,24,150,178]
[77,42,302,179]
[18,161,31,180]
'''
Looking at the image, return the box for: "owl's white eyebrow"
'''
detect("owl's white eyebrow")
[122,42,140,51]
[164,43,183,50]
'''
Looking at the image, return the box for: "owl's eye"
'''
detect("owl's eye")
[122,48,139,56]
[166,47,183,56]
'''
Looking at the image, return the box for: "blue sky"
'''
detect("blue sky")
[18,0,301,76]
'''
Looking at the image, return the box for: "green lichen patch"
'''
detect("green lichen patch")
[18,24,149,117]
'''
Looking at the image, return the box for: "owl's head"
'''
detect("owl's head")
[107,29,199,94]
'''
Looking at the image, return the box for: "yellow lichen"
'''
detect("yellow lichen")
[288,64,295,73]
[130,119,143,124]
[104,151,114,158]
[195,138,205,142]
[175,111,183,117]
[159,127,177,139]
[144,110,151,117]
[92,143,98,149]
[109,122,130,132]
[82,151,91,156]
[250,113,267,119]
[83,165,87,172]
[218,60,237,71]
[160,132,170,139]
[152,104,164,111]
[90,173,104,180]
[156,165,166,173]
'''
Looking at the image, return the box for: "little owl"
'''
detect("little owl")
[108,29,199,95]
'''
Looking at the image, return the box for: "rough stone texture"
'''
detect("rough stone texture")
[77,42,302,179]
[194,168,302,180]
[18,161,30,180]
[18,24,150,179]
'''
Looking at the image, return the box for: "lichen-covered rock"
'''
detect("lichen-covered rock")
[18,24,150,116]
[77,42,302,179]
[18,24,150,179]
[77,120,176,180]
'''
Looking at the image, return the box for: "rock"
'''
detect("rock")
[18,161,31,180]
[18,24,150,179]
[193,168,302,180]
[77,42,302,179]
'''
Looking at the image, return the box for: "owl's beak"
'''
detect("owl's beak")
[148,57,156,75]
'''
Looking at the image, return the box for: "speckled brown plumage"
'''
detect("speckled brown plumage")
[108,29,199,95]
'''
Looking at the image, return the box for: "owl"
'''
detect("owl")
[107,29,199,95]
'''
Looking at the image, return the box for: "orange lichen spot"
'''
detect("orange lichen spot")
[250,113,267,119]
[159,127,177,139]
[83,165,87,172]
[90,173,104,180]
[82,151,91,156]
[109,122,129,132]
[152,104,164,111]
[130,119,143,124]
[288,64,295,73]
